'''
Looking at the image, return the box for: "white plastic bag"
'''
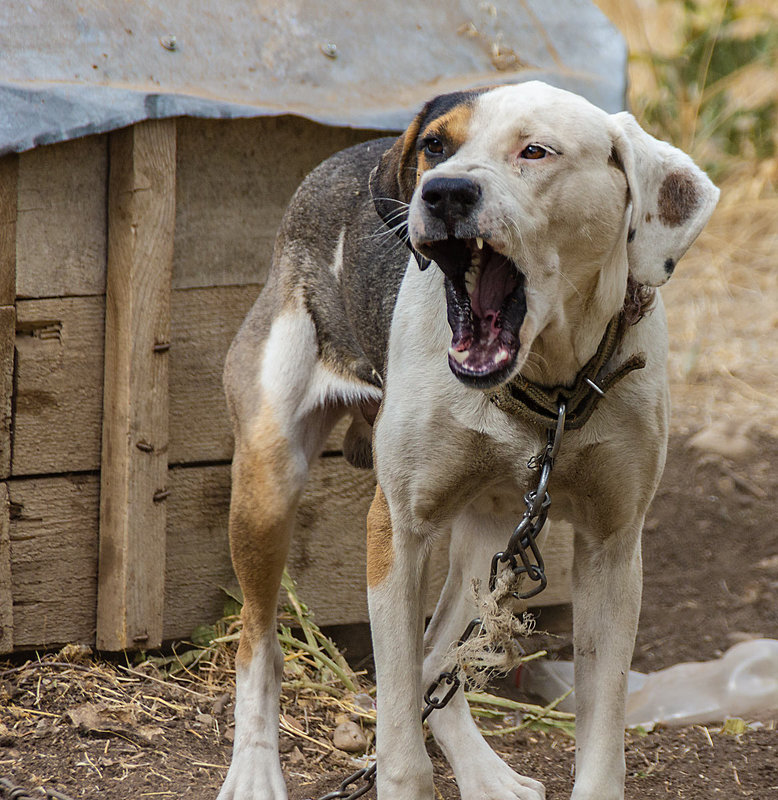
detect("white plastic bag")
[517,639,778,727]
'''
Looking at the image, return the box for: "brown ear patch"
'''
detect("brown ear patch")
[658,170,700,227]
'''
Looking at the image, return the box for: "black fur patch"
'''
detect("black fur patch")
[664,257,676,275]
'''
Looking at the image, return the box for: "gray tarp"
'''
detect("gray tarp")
[0,0,627,155]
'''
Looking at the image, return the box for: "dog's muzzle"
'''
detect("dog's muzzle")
[413,177,527,389]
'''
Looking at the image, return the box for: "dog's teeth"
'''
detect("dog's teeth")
[465,267,478,295]
[449,347,470,364]
[476,237,484,250]
[495,348,510,364]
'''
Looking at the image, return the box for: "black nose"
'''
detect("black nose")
[421,176,481,222]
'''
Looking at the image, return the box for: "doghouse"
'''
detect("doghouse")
[0,0,627,653]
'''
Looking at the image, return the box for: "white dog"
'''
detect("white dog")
[219,81,718,800]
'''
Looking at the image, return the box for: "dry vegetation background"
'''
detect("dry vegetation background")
[595,0,778,435]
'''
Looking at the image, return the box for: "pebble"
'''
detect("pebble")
[332,720,368,753]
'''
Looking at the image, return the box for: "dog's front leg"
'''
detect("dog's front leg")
[367,485,435,800]
[570,519,642,800]
[422,509,546,800]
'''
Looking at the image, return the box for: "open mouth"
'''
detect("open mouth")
[420,237,527,388]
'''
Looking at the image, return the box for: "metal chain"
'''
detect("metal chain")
[0,777,75,800]
[310,403,566,800]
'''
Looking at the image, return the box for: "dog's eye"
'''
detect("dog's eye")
[423,137,445,156]
[520,144,547,160]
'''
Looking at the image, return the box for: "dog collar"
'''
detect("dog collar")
[487,312,647,431]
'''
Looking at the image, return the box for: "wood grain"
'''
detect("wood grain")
[7,474,99,649]
[13,296,105,475]
[16,136,107,298]
[168,285,259,464]
[0,483,12,651]
[97,120,177,651]
[12,286,259,475]
[0,154,17,306]
[0,307,13,480]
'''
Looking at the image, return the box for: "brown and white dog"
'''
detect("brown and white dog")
[218,82,718,800]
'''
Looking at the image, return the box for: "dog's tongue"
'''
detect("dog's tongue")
[446,253,525,385]
[471,253,518,320]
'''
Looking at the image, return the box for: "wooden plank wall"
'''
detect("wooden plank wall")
[3,118,408,652]
[2,117,574,653]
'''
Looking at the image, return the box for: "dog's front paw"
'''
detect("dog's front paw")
[457,758,545,800]
[216,752,287,800]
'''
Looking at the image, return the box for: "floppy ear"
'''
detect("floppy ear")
[610,112,719,286]
[370,111,431,267]
[369,113,423,229]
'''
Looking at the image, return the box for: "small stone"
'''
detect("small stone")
[212,692,231,716]
[287,745,305,765]
[332,720,368,753]
[352,693,376,713]
[0,721,18,747]
[58,643,93,663]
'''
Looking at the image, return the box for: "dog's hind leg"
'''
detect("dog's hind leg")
[421,507,546,800]
[217,306,364,800]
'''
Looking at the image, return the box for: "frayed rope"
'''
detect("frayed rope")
[451,571,537,691]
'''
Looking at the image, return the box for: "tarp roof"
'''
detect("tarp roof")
[0,0,627,155]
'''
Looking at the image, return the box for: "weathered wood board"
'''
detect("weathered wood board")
[0,307,13,479]
[6,458,384,646]
[0,155,17,482]
[168,285,260,465]
[8,474,100,649]
[97,120,177,651]
[0,484,11,651]
[0,155,17,306]
[16,135,107,299]
[13,296,106,475]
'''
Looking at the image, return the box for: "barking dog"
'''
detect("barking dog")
[219,82,718,800]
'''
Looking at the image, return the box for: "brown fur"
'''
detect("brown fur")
[366,485,395,587]
[228,413,301,665]
[658,170,700,227]
[416,105,475,177]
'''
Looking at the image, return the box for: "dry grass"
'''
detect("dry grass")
[594,0,778,434]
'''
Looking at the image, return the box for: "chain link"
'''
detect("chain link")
[0,777,75,800]
[310,404,566,800]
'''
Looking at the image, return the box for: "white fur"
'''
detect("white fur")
[217,636,287,800]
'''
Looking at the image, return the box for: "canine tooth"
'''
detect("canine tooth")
[476,237,484,250]
[495,348,510,364]
[449,347,470,364]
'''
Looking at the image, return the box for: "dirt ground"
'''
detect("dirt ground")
[1,431,777,800]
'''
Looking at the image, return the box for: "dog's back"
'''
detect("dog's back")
[227,137,407,399]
